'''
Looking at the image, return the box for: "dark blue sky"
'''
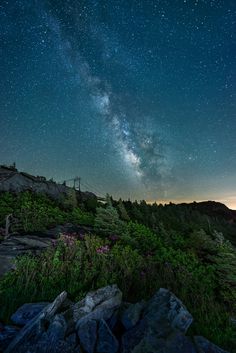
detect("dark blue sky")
[1,0,236,207]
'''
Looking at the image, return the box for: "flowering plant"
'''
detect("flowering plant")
[96,245,110,254]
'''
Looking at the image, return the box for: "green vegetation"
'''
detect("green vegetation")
[94,195,125,235]
[0,191,94,232]
[0,192,235,351]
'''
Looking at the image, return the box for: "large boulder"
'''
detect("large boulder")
[0,324,19,352]
[96,319,119,353]
[77,319,97,353]
[143,288,193,334]
[11,302,49,326]
[74,284,122,328]
[84,285,122,310]
[121,319,146,353]
[47,314,67,343]
[129,330,197,353]
[121,288,193,352]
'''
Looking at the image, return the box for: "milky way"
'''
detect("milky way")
[0,0,236,207]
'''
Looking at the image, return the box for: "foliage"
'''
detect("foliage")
[62,189,78,210]
[0,192,235,351]
[0,192,15,223]
[0,224,235,350]
[83,197,98,213]
[94,199,125,236]
[117,198,130,221]
[0,191,94,232]
[70,207,94,226]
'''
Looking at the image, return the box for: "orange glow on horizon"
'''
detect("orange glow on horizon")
[146,198,236,210]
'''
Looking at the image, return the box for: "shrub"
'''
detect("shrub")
[70,207,94,226]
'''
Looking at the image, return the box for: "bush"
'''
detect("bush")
[70,207,94,226]
[0,191,95,232]
[0,229,235,351]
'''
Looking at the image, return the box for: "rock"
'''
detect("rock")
[193,336,229,353]
[66,333,78,348]
[76,304,117,328]
[74,286,122,352]
[0,235,52,277]
[97,319,119,353]
[77,319,97,353]
[121,301,146,330]
[121,319,146,353]
[121,288,193,353]
[75,285,122,328]
[130,334,164,353]
[85,284,122,311]
[11,302,49,326]
[165,331,197,353]
[13,336,81,353]
[4,291,67,353]
[130,331,197,353]
[106,308,120,331]
[2,286,229,353]
[144,288,193,334]
[0,324,19,352]
[47,314,67,342]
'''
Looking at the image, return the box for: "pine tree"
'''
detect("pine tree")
[94,201,124,236]
[117,198,130,221]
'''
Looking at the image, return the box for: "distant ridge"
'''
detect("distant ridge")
[180,200,236,223]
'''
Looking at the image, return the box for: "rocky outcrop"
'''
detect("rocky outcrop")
[0,166,68,200]
[0,224,92,277]
[0,285,229,353]
[0,165,97,202]
[0,235,53,276]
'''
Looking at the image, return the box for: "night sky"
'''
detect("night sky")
[1,0,236,207]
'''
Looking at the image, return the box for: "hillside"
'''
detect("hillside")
[0,171,235,352]
[184,201,236,223]
[0,165,96,203]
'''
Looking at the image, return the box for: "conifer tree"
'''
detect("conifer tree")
[94,195,124,235]
[117,198,130,221]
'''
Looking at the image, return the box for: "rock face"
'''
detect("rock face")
[0,235,53,277]
[1,285,229,353]
[0,165,97,202]
[0,166,68,200]
[0,224,92,277]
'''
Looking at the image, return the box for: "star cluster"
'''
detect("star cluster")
[0,0,236,207]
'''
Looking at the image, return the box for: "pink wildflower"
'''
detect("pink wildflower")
[96,245,110,254]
